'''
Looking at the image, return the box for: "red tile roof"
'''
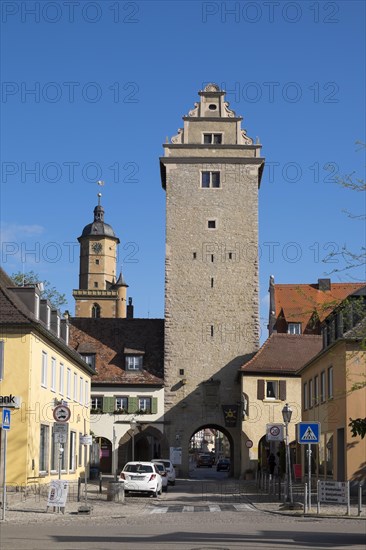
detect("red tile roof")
[274,283,365,332]
[240,334,322,374]
[70,318,164,385]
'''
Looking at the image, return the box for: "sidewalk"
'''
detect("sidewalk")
[243,480,365,519]
[1,477,365,523]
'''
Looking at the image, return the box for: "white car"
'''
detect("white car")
[152,459,176,485]
[120,462,163,497]
[152,462,168,492]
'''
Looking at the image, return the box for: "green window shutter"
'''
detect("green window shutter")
[128,397,138,414]
[151,397,158,414]
[102,396,115,413]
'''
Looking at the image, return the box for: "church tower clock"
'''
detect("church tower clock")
[73,193,128,318]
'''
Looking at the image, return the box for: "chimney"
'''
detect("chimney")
[318,278,331,291]
[127,297,134,319]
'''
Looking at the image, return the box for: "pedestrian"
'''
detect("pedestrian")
[268,453,276,477]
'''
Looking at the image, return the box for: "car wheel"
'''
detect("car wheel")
[171,481,175,486]
[151,491,157,498]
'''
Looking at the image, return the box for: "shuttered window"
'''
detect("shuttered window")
[257,379,265,400]
[102,396,115,413]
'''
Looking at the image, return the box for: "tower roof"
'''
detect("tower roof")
[79,194,120,242]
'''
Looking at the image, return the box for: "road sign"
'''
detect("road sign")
[54,422,68,443]
[297,422,320,444]
[2,408,11,430]
[80,435,92,445]
[318,481,348,504]
[53,405,71,423]
[266,423,284,441]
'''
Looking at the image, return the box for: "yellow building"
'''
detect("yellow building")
[299,287,366,485]
[0,268,95,487]
[240,334,322,477]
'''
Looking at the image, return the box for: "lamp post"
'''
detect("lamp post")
[282,403,293,507]
[130,418,137,461]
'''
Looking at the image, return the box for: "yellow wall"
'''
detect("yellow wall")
[241,375,301,474]
[0,328,91,487]
[302,340,366,482]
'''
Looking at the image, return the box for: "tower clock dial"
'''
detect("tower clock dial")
[91,242,102,254]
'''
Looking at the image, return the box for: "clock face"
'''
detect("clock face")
[92,242,102,254]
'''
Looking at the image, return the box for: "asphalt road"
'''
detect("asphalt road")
[3,511,365,550]
[1,471,365,550]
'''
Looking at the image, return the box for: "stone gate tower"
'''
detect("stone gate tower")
[160,84,265,476]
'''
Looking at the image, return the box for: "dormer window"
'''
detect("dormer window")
[288,323,301,335]
[125,355,143,371]
[81,354,96,369]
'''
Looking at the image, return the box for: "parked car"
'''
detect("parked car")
[152,459,176,485]
[119,462,162,497]
[152,462,168,492]
[216,458,231,472]
[197,454,213,468]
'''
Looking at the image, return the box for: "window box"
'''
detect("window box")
[90,408,102,414]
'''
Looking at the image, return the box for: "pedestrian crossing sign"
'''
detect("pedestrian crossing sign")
[2,408,11,430]
[297,422,320,444]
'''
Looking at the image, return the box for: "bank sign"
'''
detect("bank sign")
[0,394,21,408]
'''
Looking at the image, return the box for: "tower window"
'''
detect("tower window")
[210,325,214,337]
[211,278,214,288]
[203,133,222,144]
[228,253,233,260]
[193,252,197,259]
[92,304,101,318]
[207,220,216,229]
[94,282,98,288]
[201,171,220,188]
[95,259,100,265]
[211,254,214,263]
[208,104,217,110]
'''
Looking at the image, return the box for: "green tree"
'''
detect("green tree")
[11,270,67,310]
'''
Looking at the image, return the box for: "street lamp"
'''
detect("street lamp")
[282,403,293,506]
[130,418,137,461]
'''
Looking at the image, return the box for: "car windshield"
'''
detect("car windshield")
[154,464,165,472]
[124,464,153,473]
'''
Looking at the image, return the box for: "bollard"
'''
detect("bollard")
[358,483,363,516]
[99,473,103,494]
[304,483,308,514]
[107,481,125,503]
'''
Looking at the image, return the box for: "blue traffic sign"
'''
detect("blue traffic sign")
[2,408,11,430]
[298,422,320,444]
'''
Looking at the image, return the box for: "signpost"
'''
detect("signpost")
[1,408,11,520]
[317,480,350,515]
[297,422,320,511]
[266,423,284,441]
[46,480,69,514]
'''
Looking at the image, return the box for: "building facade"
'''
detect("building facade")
[160,83,265,476]
[0,269,94,487]
[299,288,366,485]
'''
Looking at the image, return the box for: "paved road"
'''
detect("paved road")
[1,476,365,549]
[3,511,365,550]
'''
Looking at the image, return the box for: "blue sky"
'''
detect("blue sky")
[1,0,365,342]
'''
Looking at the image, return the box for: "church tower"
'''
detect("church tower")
[160,84,265,476]
[73,193,128,318]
